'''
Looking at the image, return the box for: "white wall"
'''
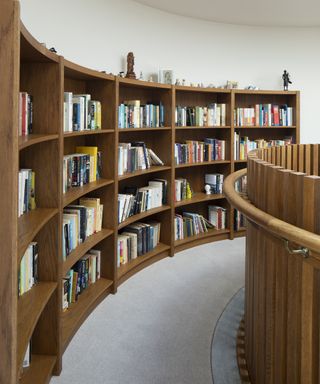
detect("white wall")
[20,0,320,143]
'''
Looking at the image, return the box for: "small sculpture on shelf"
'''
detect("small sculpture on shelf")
[125,52,136,79]
[139,71,143,80]
[182,79,186,86]
[118,71,125,78]
[49,47,57,53]
[282,70,292,91]
[175,79,181,86]
[204,184,211,195]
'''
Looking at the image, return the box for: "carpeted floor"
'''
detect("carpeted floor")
[51,238,245,384]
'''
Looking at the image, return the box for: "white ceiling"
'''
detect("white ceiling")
[131,0,320,27]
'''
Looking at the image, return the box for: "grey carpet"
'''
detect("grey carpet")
[51,238,245,384]
[211,288,245,384]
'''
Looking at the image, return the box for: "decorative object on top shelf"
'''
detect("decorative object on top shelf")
[139,71,143,80]
[49,47,57,53]
[119,71,125,78]
[175,79,181,86]
[125,52,136,79]
[282,69,292,91]
[148,75,154,82]
[245,85,259,90]
[204,185,211,195]
[159,69,173,85]
[182,79,186,86]
[226,80,238,89]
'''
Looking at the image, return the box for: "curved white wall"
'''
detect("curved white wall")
[20,0,320,143]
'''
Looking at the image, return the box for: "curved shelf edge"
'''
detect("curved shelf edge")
[175,126,231,130]
[175,160,230,169]
[118,166,171,181]
[63,129,114,137]
[118,205,171,230]
[61,278,113,353]
[17,282,57,372]
[117,243,170,286]
[175,193,225,208]
[19,354,56,384]
[62,229,114,276]
[174,229,230,253]
[118,127,171,132]
[118,77,171,89]
[18,208,59,263]
[19,134,59,150]
[63,179,114,208]
[63,58,114,81]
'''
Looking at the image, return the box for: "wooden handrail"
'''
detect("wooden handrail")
[223,168,320,257]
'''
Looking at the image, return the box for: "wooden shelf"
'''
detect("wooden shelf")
[175,160,230,169]
[64,58,114,81]
[118,77,171,89]
[118,127,171,132]
[62,179,114,207]
[17,282,57,371]
[62,229,113,276]
[19,134,59,150]
[234,160,247,163]
[118,165,171,181]
[174,85,230,93]
[63,129,114,137]
[118,205,171,230]
[174,228,230,248]
[61,278,113,352]
[175,126,230,130]
[19,354,56,384]
[18,208,59,263]
[234,228,246,238]
[175,193,225,207]
[234,125,296,129]
[117,243,170,281]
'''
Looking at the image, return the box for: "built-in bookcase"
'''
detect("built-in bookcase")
[1,6,300,383]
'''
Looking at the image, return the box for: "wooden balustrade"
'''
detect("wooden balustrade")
[223,144,320,384]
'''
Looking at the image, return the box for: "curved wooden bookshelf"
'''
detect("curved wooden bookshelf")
[63,58,114,81]
[118,166,171,181]
[17,282,57,372]
[19,354,56,384]
[61,278,113,352]
[62,179,114,208]
[117,243,170,284]
[174,193,225,208]
[63,129,114,137]
[118,127,171,132]
[174,228,230,252]
[62,229,113,276]
[18,208,59,263]
[118,205,171,230]
[175,160,230,169]
[19,134,59,150]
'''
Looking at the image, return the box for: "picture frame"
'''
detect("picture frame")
[159,69,174,85]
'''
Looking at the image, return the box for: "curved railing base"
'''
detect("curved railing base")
[236,318,251,384]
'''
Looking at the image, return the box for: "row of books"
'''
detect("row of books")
[235,175,247,195]
[62,249,101,310]
[63,198,103,261]
[234,209,245,231]
[19,242,38,297]
[174,178,193,202]
[118,100,165,128]
[175,104,226,127]
[234,104,294,126]
[175,139,226,165]
[19,92,33,136]
[18,169,36,217]
[64,92,102,132]
[118,142,164,176]
[234,133,293,160]
[118,180,167,224]
[63,146,102,193]
[117,221,161,266]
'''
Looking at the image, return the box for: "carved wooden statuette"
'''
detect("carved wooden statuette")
[125,52,136,79]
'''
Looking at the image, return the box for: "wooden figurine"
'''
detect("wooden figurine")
[125,52,136,79]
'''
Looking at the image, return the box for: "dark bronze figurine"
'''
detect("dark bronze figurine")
[282,70,292,91]
[126,52,136,79]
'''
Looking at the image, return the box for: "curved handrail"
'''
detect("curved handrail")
[223,168,320,257]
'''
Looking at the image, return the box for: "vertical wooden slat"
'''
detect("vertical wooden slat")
[305,144,311,175]
[281,146,286,168]
[286,145,292,170]
[298,144,305,173]
[0,2,19,384]
[275,146,281,166]
[271,147,276,165]
[292,144,298,171]
[312,144,319,176]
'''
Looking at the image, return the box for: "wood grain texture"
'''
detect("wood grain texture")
[19,354,56,384]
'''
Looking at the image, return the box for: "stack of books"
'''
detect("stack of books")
[64,92,101,132]
[175,138,225,165]
[205,173,224,194]
[208,205,227,230]
[63,198,103,260]
[118,100,164,128]
[175,103,226,126]
[174,212,214,240]
[18,169,36,217]
[63,146,102,193]
[174,178,193,202]
[118,180,167,224]
[62,249,101,310]
[118,142,164,176]
[19,242,38,296]
[18,92,33,136]
[234,104,293,126]
[234,210,245,231]
[117,221,161,266]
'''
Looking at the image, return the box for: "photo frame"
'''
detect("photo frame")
[159,69,174,85]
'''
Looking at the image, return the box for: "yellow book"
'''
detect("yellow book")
[79,197,101,233]
[96,101,101,130]
[76,146,98,182]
